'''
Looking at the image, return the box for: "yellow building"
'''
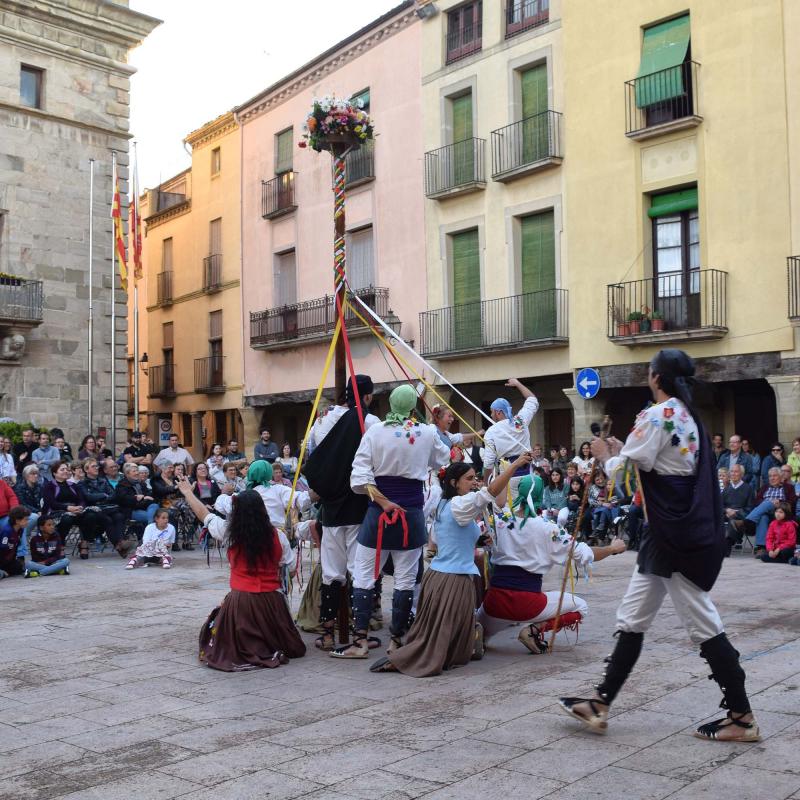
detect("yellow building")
[420,0,800,452]
[134,113,244,458]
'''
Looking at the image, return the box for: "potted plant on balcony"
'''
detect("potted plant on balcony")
[639,305,652,334]
[627,310,644,335]
[651,309,666,332]
[299,96,374,153]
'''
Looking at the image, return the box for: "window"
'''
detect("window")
[209,310,223,341]
[20,65,43,109]
[351,88,370,113]
[161,238,173,271]
[181,413,193,448]
[346,227,375,290]
[446,1,482,64]
[450,229,481,348]
[211,147,221,176]
[275,128,293,175]
[519,211,556,338]
[274,250,297,307]
[162,321,174,350]
[450,92,475,184]
[209,218,221,255]
[519,63,549,162]
[649,187,700,327]
[208,310,223,385]
[506,0,549,37]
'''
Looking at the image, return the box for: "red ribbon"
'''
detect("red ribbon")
[374,507,409,579]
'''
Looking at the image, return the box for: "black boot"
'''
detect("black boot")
[389,589,414,648]
[596,630,644,705]
[699,633,750,714]
[352,588,373,635]
[319,580,343,626]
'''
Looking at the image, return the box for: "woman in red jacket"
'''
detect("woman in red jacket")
[760,503,797,563]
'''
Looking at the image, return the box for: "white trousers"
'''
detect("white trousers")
[320,524,360,585]
[477,592,588,640]
[352,544,421,592]
[616,567,724,645]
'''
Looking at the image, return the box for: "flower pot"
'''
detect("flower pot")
[617,323,631,336]
[640,318,651,333]
[629,321,641,335]
[317,132,363,154]
[651,319,665,332]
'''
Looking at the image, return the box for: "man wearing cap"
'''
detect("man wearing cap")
[123,432,153,468]
[482,378,539,497]
[302,375,380,652]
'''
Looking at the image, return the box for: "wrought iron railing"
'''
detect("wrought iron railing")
[424,139,486,197]
[419,289,568,357]
[491,111,562,178]
[607,269,727,338]
[194,356,225,392]
[262,172,297,219]
[346,140,375,186]
[625,61,701,136]
[203,254,222,291]
[446,16,482,64]
[148,364,175,398]
[156,271,173,305]
[0,278,43,324]
[250,286,390,348]
[505,0,549,37]
[789,256,800,320]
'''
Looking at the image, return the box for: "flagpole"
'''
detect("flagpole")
[110,150,118,453]
[132,142,140,433]
[88,158,95,434]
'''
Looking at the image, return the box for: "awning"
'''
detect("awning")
[648,187,698,218]
[635,15,690,108]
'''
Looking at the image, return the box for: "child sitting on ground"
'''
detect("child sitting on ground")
[126,508,176,570]
[26,515,70,577]
[760,502,797,564]
[0,506,28,579]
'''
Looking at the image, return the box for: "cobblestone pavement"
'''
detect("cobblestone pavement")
[1,546,798,800]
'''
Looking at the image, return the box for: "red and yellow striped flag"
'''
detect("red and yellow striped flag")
[111,169,128,292]
[129,151,142,282]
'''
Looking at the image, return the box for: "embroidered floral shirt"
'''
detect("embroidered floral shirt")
[483,395,540,472]
[619,398,699,476]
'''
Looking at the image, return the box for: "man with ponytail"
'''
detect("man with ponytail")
[559,349,759,743]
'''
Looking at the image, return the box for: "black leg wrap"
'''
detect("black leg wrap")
[390,589,414,638]
[352,588,373,634]
[700,632,750,714]
[319,581,343,625]
[596,630,644,705]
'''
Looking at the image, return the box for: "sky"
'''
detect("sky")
[128,0,401,189]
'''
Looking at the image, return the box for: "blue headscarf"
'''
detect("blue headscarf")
[490,397,513,422]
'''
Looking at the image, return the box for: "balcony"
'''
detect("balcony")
[419,289,568,359]
[424,139,486,199]
[194,355,225,393]
[156,271,173,305]
[203,254,222,292]
[262,172,297,219]
[446,17,482,65]
[505,0,549,38]
[250,286,393,351]
[625,61,702,140]
[491,111,562,182]
[148,364,176,399]
[607,269,727,344]
[789,256,800,323]
[345,140,375,188]
[0,277,43,327]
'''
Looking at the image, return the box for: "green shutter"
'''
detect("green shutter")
[452,93,474,185]
[451,229,481,348]
[635,15,690,108]
[520,211,556,339]
[648,187,698,218]
[276,128,293,174]
[452,93,472,142]
[521,64,548,162]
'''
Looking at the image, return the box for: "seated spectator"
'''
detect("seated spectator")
[565,462,579,483]
[0,473,20,527]
[25,515,70,577]
[0,437,16,484]
[96,436,113,460]
[80,458,130,557]
[206,443,226,483]
[741,439,761,486]
[625,491,645,551]
[43,461,111,559]
[761,442,786,484]
[275,444,298,480]
[0,506,28,578]
[69,461,85,484]
[217,462,246,493]
[123,431,153,469]
[550,445,570,473]
[254,429,279,463]
[717,434,756,485]
[531,443,551,476]
[114,462,159,528]
[571,441,594,478]
[271,462,292,487]
[718,467,730,491]
[49,428,73,460]
[722,463,755,555]
[14,463,42,557]
[126,508,175,570]
[32,432,61,482]
[151,463,194,551]
[192,462,221,510]
[12,428,37,473]
[174,463,188,481]
[542,467,569,521]
[587,471,616,540]
[78,435,100,461]
[137,465,152,491]
[223,439,246,464]
[789,438,800,484]
[103,458,121,488]
[760,502,797,564]
[745,466,797,554]
[565,477,586,536]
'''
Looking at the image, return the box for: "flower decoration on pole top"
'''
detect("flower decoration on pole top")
[299,95,374,152]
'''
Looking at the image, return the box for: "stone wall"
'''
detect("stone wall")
[0,0,158,450]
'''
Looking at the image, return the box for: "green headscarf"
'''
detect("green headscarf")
[246,460,273,489]
[384,384,418,426]
[514,473,543,527]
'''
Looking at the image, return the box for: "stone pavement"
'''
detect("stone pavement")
[1,546,799,800]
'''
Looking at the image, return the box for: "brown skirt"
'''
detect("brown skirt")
[199,589,306,672]
[388,568,476,678]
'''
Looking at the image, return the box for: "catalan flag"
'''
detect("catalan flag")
[111,161,128,292]
[129,148,142,282]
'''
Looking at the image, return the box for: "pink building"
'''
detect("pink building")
[235,3,422,451]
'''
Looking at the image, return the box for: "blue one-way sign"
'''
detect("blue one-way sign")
[576,368,601,400]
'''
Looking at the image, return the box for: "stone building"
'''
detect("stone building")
[0,0,158,449]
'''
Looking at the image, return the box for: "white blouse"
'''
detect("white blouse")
[203,512,294,567]
[482,395,539,472]
[0,453,16,482]
[309,405,380,450]
[253,483,311,529]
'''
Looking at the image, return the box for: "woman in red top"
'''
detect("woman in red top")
[176,479,305,671]
[760,502,797,564]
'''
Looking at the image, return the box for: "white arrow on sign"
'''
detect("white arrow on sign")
[579,376,598,392]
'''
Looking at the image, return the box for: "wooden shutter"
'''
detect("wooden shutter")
[209,310,222,340]
[452,93,473,142]
[452,93,474,185]
[162,238,173,271]
[276,128,293,174]
[209,218,221,255]
[520,211,556,339]
[451,229,481,348]
[347,227,375,290]
[274,250,297,306]
[162,321,174,349]
[521,64,548,162]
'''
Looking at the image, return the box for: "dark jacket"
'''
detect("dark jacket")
[716,451,756,484]
[29,533,64,565]
[0,521,23,568]
[14,479,42,514]
[80,476,117,507]
[12,441,37,470]
[761,454,786,482]
[151,475,181,503]
[193,479,220,505]
[42,480,85,513]
[113,478,153,512]
[721,481,755,519]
